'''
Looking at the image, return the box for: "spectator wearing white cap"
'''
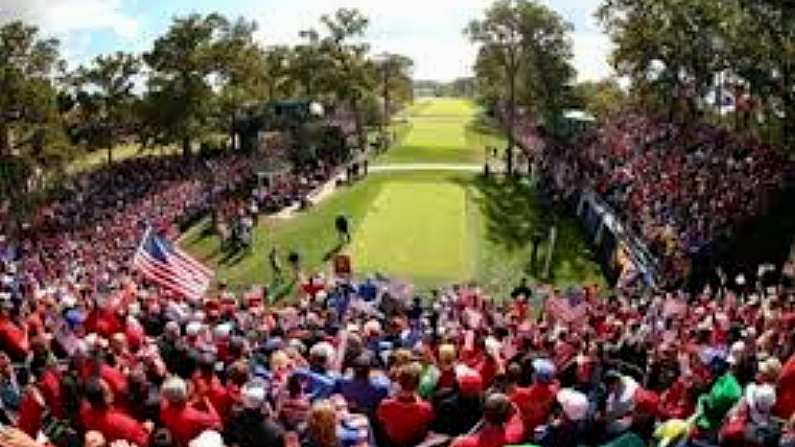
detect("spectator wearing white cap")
[223,380,284,447]
[719,383,780,447]
[535,388,591,447]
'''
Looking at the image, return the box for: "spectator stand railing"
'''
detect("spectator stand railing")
[576,189,661,289]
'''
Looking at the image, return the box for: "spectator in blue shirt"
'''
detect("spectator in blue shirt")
[335,352,390,420]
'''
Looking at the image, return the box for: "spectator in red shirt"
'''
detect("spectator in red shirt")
[80,377,151,447]
[191,352,231,420]
[160,376,222,447]
[774,354,795,419]
[511,358,558,434]
[451,393,525,447]
[0,302,29,360]
[377,362,434,446]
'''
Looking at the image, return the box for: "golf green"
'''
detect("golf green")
[350,181,472,282]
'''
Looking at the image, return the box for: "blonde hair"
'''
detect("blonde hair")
[307,400,338,447]
[438,344,457,368]
[270,350,291,372]
[392,348,412,368]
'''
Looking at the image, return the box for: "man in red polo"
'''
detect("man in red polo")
[377,362,434,446]
[80,378,151,447]
[160,376,222,446]
[511,358,559,434]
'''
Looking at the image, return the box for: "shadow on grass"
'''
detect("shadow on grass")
[454,175,601,284]
[465,112,504,138]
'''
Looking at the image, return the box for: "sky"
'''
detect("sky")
[0,0,612,82]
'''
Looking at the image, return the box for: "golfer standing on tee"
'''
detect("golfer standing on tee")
[336,214,351,245]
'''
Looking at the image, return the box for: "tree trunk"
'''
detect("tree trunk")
[783,63,793,149]
[383,69,390,149]
[0,121,8,157]
[182,136,191,158]
[107,145,113,165]
[352,98,366,153]
[506,62,516,176]
[229,118,237,151]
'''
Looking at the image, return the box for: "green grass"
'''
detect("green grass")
[180,97,605,300]
[379,97,503,165]
[350,181,472,284]
[181,171,605,299]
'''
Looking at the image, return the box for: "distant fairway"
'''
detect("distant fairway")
[380,98,504,164]
[350,181,472,283]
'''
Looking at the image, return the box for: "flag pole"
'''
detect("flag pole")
[131,225,153,268]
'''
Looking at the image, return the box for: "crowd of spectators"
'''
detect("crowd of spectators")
[0,240,794,447]
[214,158,341,252]
[507,109,792,285]
[0,112,792,447]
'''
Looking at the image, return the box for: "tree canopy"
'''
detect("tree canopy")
[597,0,794,148]
[467,0,575,172]
[0,9,416,214]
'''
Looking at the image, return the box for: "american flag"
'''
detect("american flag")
[132,227,213,301]
[545,294,588,325]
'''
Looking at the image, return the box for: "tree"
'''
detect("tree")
[467,0,574,173]
[263,45,294,101]
[315,8,375,151]
[731,0,794,147]
[515,4,575,129]
[598,0,731,121]
[143,13,229,156]
[215,17,268,150]
[466,0,524,175]
[290,29,328,99]
[0,21,62,157]
[73,52,140,163]
[572,78,627,120]
[0,21,73,221]
[374,52,414,139]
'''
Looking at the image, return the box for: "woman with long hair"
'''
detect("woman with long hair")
[304,400,338,447]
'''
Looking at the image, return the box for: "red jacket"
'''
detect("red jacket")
[80,404,150,447]
[377,394,434,446]
[0,316,29,359]
[80,362,129,405]
[39,368,64,419]
[17,388,45,437]
[511,382,559,433]
[659,377,695,420]
[774,355,795,419]
[160,400,221,446]
[191,372,230,419]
